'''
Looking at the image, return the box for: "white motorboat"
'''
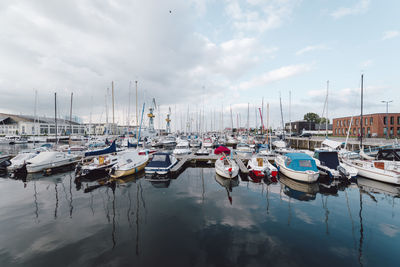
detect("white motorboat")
[195,147,210,156]
[110,150,149,178]
[173,140,191,155]
[272,140,286,149]
[145,152,178,175]
[226,136,238,146]
[7,152,38,172]
[162,136,177,147]
[235,143,253,158]
[313,150,357,179]
[75,153,118,179]
[275,153,319,183]
[247,154,278,178]
[341,148,400,185]
[189,138,201,148]
[203,137,214,148]
[26,151,79,173]
[215,154,239,179]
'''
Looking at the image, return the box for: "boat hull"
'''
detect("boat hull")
[111,161,147,178]
[26,158,78,173]
[275,157,319,183]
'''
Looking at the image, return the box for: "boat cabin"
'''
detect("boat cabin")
[284,153,318,172]
[313,150,340,169]
[375,148,400,161]
[147,152,175,168]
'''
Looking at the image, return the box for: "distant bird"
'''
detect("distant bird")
[169,10,172,13]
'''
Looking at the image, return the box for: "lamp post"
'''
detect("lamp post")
[381,100,393,139]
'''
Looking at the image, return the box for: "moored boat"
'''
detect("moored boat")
[145,152,178,175]
[275,153,319,183]
[215,154,239,179]
[110,150,149,178]
[247,154,277,178]
[26,151,79,173]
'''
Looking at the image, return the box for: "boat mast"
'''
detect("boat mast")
[289,90,292,137]
[326,81,329,137]
[112,81,115,135]
[230,105,234,135]
[105,88,109,135]
[54,92,58,145]
[69,92,73,137]
[33,90,38,146]
[128,81,131,135]
[360,74,363,148]
[136,80,138,137]
[279,93,285,140]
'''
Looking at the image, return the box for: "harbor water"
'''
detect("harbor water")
[0,163,399,266]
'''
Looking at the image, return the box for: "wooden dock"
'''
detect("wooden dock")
[171,154,191,173]
[172,153,250,174]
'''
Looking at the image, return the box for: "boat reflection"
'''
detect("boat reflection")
[279,175,319,201]
[145,177,171,188]
[215,174,239,205]
[358,177,400,198]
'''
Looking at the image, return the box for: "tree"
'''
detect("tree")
[320,117,330,124]
[303,112,320,123]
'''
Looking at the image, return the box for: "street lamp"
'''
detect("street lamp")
[381,100,393,139]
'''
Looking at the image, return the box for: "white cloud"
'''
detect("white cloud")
[331,0,370,19]
[382,30,399,40]
[225,0,300,33]
[238,63,313,90]
[361,59,373,68]
[296,45,329,56]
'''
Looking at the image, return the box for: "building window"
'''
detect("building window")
[335,129,337,134]
[355,119,359,125]
[398,117,400,125]
[367,127,370,136]
[384,116,387,125]
[340,121,342,127]
[391,116,394,125]
[365,118,368,126]
[353,128,356,135]
[370,117,373,124]
[390,127,394,135]
[384,127,387,135]
[397,127,400,136]
[336,120,339,126]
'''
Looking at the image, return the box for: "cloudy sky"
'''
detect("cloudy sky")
[0,0,399,130]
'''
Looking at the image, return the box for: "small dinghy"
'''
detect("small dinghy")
[275,153,319,183]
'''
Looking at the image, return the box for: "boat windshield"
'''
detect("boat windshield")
[153,155,167,161]
[299,160,312,167]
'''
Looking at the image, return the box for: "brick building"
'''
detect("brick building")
[332,113,400,138]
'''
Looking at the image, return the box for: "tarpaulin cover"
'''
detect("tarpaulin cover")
[214,146,231,155]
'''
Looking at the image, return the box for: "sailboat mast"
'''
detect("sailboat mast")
[289,90,292,137]
[112,81,115,135]
[105,88,109,135]
[230,105,234,134]
[33,90,38,145]
[54,92,58,145]
[279,93,285,140]
[326,80,329,137]
[360,75,364,147]
[128,81,131,135]
[69,92,73,136]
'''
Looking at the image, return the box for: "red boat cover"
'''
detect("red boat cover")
[214,146,230,155]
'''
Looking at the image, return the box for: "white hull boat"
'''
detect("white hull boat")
[26,151,79,173]
[215,155,239,179]
[275,153,319,183]
[110,150,149,178]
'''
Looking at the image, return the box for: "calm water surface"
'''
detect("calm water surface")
[0,155,399,266]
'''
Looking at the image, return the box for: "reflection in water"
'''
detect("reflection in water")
[54,184,59,220]
[0,167,399,266]
[215,174,239,205]
[279,176,319,201]
[359,192,364,267]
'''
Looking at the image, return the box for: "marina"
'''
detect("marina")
[1,0,400,266]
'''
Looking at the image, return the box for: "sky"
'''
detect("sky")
[0,0,399,131]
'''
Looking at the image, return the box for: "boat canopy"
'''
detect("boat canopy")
[322,139,343,150]
[84,140,116,157]
[214,146,231,155]
[147,152,173,168]
[284,153,318,172]
[314,151,340,169]
[376,148,400,161]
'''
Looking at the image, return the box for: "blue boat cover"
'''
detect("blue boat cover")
[84,140,116,157]
[284,153,318,172]
[147,152,173,168]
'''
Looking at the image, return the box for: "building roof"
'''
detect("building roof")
[333,113,400,120]
[0,113,81,125]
